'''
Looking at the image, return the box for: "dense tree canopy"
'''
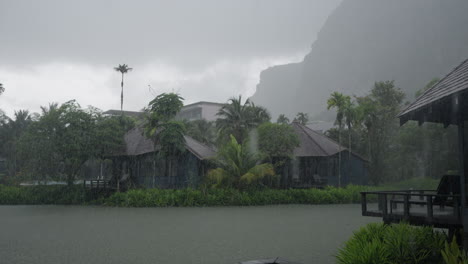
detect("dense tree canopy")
[257,123,299,161]
[16,101,133,185]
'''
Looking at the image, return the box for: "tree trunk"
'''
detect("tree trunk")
[348,123,352,177]
[120,73,124,114]
[338,124,342,187]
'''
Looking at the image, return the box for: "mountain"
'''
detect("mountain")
[250,0,468,119]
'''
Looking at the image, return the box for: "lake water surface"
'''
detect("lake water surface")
[0,204,377,264]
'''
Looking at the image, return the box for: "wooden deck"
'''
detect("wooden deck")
[361,190,462,229]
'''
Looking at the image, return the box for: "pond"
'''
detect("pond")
[0,204,378,264]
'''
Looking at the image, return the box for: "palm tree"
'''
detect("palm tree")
[185,119,216,146]
[248,103,271,124]
[216,96,254,143]
[114,64,133,114]
[206,135,275,188]
[294,112,309,125]
[327,92,350,187]
[276,114,290,125]
[343,98,355,170]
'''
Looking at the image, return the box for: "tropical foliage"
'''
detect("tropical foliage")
[144,93,186,177]
[15,101,132,185]
[257,122,299,162]
[0,177,436,206]
[336,223,446,264]
[294,112,309,125]
[216,96,270,143]
[323,80,456,184]
[442,237,468,264]
[205,135,276,188]
[276,114,290,125]
[185,119,216,146]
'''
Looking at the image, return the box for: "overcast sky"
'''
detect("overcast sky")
[0,0,341,116]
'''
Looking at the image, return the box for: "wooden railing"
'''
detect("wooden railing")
[83,179,112,189]
[361,190,462,228]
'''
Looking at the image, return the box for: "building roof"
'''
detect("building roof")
[398,58,468,125]
[103,110,144,118]
[123,127,216,160]
[290,122,367,161]
[182,101,224,108]
[306,121,335,133]
[291,122,344,157]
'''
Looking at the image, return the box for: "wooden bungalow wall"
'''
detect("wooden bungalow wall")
[129,151,205,189]
[279,151,368,187]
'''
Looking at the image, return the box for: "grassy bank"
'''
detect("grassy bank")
[0,177,440,207]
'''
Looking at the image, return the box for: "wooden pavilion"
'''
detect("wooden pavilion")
[360,58,468,244]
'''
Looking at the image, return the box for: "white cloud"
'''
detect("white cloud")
[0,54,304,117]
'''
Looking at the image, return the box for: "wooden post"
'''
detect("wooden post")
[455,196,460,220]
[404,194,410,219]
[457,115,468,249]
[427,195,433,221]
[382,194,388,217]
[361,193,367,215]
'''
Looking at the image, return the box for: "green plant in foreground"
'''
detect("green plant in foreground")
[336,223,445,264]
[442,236,468,264]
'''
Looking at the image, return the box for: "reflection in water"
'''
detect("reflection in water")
[0,204,377,264]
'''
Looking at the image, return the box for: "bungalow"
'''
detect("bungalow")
[117,127,216,188]
[279,122,368,187]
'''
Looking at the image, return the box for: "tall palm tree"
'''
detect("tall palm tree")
[343,98,355,170]
[114,64,133,114]
[327,92,350,187]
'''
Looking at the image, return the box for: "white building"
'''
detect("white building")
[176,101,224,122]
[103,101,224,122]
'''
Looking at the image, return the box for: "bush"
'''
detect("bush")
[0,184,100,205]
[336,223,446,264]
[102,185,370,207]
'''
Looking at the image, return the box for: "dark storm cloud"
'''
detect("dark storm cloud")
[0,0,340,67]
[0,0,340,117]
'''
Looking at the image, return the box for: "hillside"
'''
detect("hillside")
[250,0,468,119]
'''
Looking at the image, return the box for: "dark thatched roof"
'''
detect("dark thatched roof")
[291,122,343,157]
[399,58,468,125]
[290,122,367,161]
[123,127,216,160]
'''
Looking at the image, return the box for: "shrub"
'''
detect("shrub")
[336,223,446,264]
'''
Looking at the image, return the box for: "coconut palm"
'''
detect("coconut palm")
[343,98,355,160]
[248,102,271,124]
[114,64,133,114]
[327,92,350,187]
[276,114,290,125]
[185,119,216,146]
[206,135,275,188]
[216,96,255,143]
